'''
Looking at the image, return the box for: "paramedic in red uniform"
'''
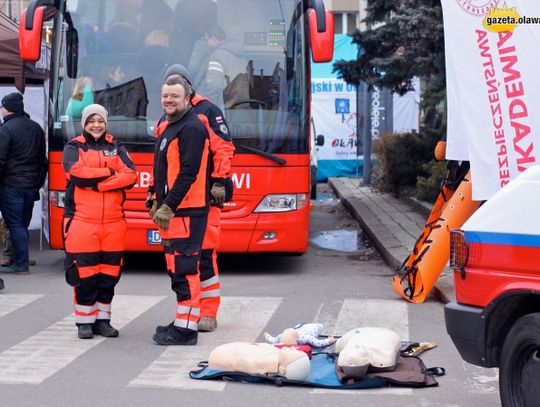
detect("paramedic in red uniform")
[149,64,234,333]
[62,104,137,339]
[151,75,211,346]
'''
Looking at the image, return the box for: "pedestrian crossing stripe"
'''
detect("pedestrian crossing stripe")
[0,295,165,385]
[129,296,282,391]
[333,299,409,340]
[0,294,44,318]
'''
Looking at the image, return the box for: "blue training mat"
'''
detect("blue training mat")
[190,353,441,389]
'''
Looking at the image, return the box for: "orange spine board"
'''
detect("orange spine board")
[392,172,481,303]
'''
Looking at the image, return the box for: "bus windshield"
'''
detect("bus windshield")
[54,0,308,154]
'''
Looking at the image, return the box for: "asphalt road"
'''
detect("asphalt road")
[0,185,500,407]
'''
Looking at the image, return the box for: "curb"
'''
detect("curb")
[328,179,454,304]
[401,196,433,218]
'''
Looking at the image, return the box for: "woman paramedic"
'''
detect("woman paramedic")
[62,104,137,339]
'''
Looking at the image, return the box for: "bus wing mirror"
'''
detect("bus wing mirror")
[19,0,59,61]
[19,6,46,62]
[316,135,325,146]
[66,27,79,78]
[308,8,334,63]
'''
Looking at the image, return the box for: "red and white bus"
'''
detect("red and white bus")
[19,0,333,253]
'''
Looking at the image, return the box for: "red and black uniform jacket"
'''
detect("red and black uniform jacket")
[153,108,211,216]
[150,93,235,192]
[62,132,137,223]
[191,93,235,185]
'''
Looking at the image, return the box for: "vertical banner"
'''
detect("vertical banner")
[442,1,540,200]
[311,78,359,180]
[369,86,394,140]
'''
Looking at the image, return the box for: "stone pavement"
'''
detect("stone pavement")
[328,177,455,304]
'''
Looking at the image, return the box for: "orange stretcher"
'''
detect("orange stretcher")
[392,162,481,303]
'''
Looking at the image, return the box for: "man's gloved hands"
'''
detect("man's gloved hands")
[152,204,174,231]
[145,192,158,217]
[210,183,226,206]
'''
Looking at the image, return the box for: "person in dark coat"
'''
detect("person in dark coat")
[0,92,47,274]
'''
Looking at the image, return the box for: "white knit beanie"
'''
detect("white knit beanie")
[81,104,108,126]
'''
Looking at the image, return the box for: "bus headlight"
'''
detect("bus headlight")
[50,190,66,208]
[254,194,308,213]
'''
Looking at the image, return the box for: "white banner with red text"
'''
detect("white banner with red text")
[442,0,540,200]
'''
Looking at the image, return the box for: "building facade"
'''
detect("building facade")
[0,0,29,22]
[323,0,366,34]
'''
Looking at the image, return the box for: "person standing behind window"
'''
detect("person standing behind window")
[62,104,137,339]
[66,76,95,120]
[192,27,249,111]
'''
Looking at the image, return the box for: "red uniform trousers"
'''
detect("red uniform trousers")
[161,215,207,331]
[200,206,221,318]
[63,218,126,325]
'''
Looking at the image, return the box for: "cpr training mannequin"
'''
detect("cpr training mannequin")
[264,323,336,348]
[335,327,401,378]
[208,342,311,381]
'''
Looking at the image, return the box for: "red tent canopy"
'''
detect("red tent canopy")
[0,11,48,92]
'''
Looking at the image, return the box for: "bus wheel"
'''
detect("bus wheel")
[500,313,540,407]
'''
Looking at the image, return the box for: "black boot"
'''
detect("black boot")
[155,322,174,334]
[0,277,4,291]
[152,325,198,346]
[92,320,119,337]
[78,324,94,339]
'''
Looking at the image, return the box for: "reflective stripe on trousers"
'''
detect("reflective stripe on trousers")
[175,303,200,331]
[199,248,220,318]
[97,302,112,320]
[74,300,98,324]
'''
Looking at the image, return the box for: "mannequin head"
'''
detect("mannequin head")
[280,328,300,344]
[337,340,371,377]
[276,346,310,380]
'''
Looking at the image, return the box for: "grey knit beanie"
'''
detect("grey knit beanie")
[164,64,194,86]
[81,104,108,126]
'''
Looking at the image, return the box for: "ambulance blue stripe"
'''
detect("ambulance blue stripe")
[465,231,540,247]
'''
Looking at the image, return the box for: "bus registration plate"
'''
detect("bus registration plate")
[147,230,162,245]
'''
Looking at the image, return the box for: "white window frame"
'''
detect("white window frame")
[333,11,359,34]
